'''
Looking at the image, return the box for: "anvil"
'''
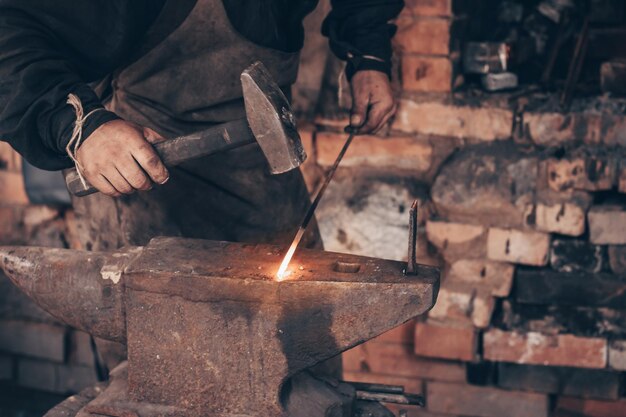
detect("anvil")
[0,237,439,417]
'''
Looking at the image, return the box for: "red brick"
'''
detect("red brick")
[372,320,416,345]
[487,228,550,266]
[483,329,608,369]
[446,259,514,297]
[343,342,466,382]
[414,321,477,361]
[316,131,434,172]
[427,381,550,417]
[556,396,626,417]
[394,17,451,55]
[401,56,455,93]
[0,142,20,172]
[392,99,513,141]
[343,371,424,395]
[0,171,28,205]
[404,0,455,17]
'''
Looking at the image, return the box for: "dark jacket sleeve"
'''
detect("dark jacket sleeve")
[322,0,404,79]
[0,1,161,170]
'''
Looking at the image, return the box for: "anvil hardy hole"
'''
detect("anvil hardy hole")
[333,261,361,273]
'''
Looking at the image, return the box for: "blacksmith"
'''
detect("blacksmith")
[0,0,402,367]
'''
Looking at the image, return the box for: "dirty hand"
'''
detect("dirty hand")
[76,119,169,197]
[349,70,397,134]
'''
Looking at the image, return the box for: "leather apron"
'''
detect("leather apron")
[71,0,320,251]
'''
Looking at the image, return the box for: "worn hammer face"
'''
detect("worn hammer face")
[241,62,306,174]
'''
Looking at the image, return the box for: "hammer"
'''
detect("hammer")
[66,62,306,196]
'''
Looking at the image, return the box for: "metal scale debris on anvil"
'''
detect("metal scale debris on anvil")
[0,63,440,417]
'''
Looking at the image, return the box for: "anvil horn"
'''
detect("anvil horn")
[0,246,133,343]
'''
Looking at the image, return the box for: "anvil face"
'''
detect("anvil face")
[123,238,438,416]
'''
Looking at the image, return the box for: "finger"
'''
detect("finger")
[142,127,167,145]
[103,167,135,195]
[90,174,121,197]
[131,143,169,184]
[372,103,398,134]
[359,102,390,134]
[118,155,152,191]
[350,92,370,128]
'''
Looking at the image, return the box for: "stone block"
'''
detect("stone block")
[425,221,486,261]
[588,205,626,244]
[446,259,515,297]
[316,171,429,261]
[428,283,495,329]
[431,142,538,228]
[487,228,550,266]
[608,340,626,371]
[483,329,607,369]
[534,202,586,236]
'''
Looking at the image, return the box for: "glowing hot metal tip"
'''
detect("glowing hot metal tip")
[276,227,305,280]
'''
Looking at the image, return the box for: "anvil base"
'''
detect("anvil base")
[46,362,396,417]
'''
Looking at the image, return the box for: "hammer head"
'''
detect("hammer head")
[241,62,307,174]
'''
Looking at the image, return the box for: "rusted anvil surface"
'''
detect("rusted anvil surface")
[0,237,439,417]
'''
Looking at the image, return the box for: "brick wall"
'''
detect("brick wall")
[297,1,626,416]
[0,143,99,398]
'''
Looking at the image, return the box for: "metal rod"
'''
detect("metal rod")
[356,391,425,407]
[348,382,405,395]
[276,130,356,278]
